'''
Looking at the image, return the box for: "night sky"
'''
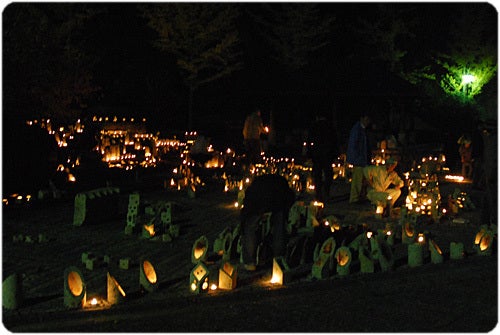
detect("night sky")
[2,2,497,193]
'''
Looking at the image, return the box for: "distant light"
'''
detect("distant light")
[462,74,475,84]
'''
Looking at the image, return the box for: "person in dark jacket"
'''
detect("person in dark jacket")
[307,113,340,202]
[346,113,371,203]
[240,174,295,271]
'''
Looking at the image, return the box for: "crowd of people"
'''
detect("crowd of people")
[234,107,488,271]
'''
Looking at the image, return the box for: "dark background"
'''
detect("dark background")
[2,2,497,194]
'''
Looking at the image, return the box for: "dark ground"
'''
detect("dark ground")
[2,177,498,332]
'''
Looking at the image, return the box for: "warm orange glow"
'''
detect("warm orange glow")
[90,298,98,306]
[475,230,486,244]
[202,280,209,290]
[336,249,350,266]
[431,240,442,255]
[445,175,465,182]
[143,260,157,284]
[480,234,491,251]
[404,223,414,237]
[376,205,384,214]
[68,271,83,296]
[144,224,155,236]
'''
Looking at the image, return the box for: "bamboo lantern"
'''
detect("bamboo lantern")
[270,257,291,285]
[474,228,494,256]
[402,222,416,244]
[450,242,464,260]
[140,260,158,292]
[107,272,126,305]
[218,262,237,290]
[335,246,352,276]
[311,237,336,279]
[358,245,375,273]
[191,235,209,264]
[429,239,443,264]
[213,227,231,256]
[2,273,23,310]
[189,262,210,294]
[64,266,86,308]
[408,243,424,267]
[378,238,395,272]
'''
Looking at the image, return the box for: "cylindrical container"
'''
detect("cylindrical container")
[408,243,423,267]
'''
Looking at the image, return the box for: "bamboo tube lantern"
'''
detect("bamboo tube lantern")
[2,273,23,310]
[218,262,237,290]
[408,243,424,267]
[335,246,352,276]
[311,237,336,279]
[450,242,465,260]
[64,266,86,308]
[213,227,231,256]
[474,226,494,256]
[402,222,416,244]
[378,239,395,272]
[429,239,443,264]
[107,272,126,305]
[191,235,209,264]
[140,260,158,292]
[189,262,210,294]
[270,257,291,285]
[358,245,375,273]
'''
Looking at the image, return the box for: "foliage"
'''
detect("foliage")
[435,5,497,104]
[141,3,242,90]
[356,4,415,74]
[3,3,101,123]
[141,3,242,129]
[248,3,334,71]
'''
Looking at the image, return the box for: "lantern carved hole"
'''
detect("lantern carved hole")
[480,235,491,252]
[336,249,350,266]
[142,261,157,284]
[68,271,84,296]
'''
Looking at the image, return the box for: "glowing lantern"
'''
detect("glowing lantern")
[64,267,86,308]
[143,224,155,238]
[311,237,336,279]
[474,227,494,256]
[429,239,443,264]
[335,246,352,276]
[189,262,210,294]
[107,272,126,305]
[218,262,237,290]
[270,257,290,285]
[192,236,209,264]
[140,260,158,292]
[402,222,416,244]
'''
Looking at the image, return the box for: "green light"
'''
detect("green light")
[462,74,475,84]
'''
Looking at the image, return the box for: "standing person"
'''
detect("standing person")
[306,113,340,202]
[240,174,296,271]
[363,157,404,211]
[243,109,266,165]
[458,134,473,179]
[346,113,371,204]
